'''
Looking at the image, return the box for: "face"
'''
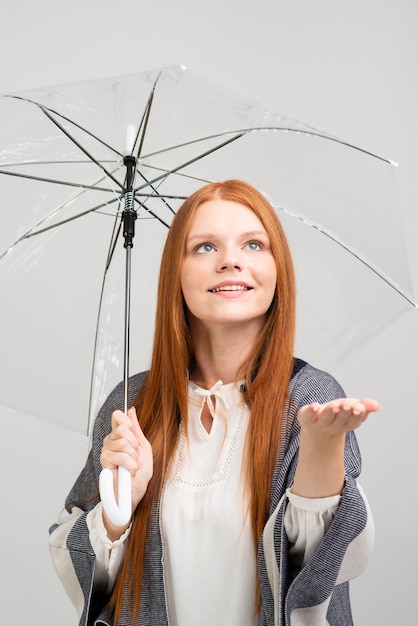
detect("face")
[181,198,277,334]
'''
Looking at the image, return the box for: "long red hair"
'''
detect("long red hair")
[110,180,296,623]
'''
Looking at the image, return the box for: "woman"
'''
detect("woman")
[49,180,379,626]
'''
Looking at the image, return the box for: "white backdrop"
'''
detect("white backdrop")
[1,1,417,624]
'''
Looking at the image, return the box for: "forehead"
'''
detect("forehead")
[189,199,266,233]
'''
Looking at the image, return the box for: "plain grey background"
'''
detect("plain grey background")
[1,1,417,624]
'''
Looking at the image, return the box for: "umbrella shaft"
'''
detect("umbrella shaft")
[122,154,137,412]
[123,244,132,414]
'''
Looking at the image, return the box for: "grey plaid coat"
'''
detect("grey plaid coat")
[49,360,374,625]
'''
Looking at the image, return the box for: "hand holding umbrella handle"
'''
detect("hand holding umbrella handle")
[99,465,132,527]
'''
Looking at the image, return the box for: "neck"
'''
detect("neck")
[188,319,261,389]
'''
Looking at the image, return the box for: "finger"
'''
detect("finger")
[315,400,344,424]
[299,401,340,425]
[311,400,360,432]
[338,397,380,413]
[326,398,367,417]
[333,399,374,430]
[109,409,142,449]
[100,446,137,473]
[108,423,140,456]
[111,409,132,431]
[127,406,151,448]
[102,415,141,475]
[338,398,380,420]
[360,398,381,413]
[127,406,141,437]
[106,425,140,452]
[100,440,139,475]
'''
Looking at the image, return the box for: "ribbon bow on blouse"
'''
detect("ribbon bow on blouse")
[193,380,230,415]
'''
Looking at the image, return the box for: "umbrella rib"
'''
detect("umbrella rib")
[3,94,126,191]
[0,198,120,262]
[134,125,395,229]
[0,183,173,260]
[5,93,125,163]
[134,76,157,159]
[0,159,119,167]
[0,125,394,196]
[28,199,120,234]
[130,131,249,223]
[136,130,249,192]
[134,200,171,229]
[320,233,417,307]
[38,106,125,191]
[0,163,128,259]
[0,168,119,193]
[10,196,169,244]
[88,65,164,430]
[127,74,177,219]
[275,203,417,307]
[0,190,170,250]
[87,210,125,434]
[137,162,211,187]
[7,91,393,164]
[293,129,397,165]
[139,127,396,165]
[134,191,188,200]
[87,69,163,433]
[134,168,177,218]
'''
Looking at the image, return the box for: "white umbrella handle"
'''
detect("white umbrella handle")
[99,465,132,527]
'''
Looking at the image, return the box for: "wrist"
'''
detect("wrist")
[299,427,346,453]
[102,509,132,542]
[293,431,345,498]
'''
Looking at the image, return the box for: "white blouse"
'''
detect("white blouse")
[87,380,341,624]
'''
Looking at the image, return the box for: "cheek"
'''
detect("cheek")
[265,261,277,297]
[180,265,198,307]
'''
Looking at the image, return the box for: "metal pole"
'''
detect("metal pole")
[99,150,137,527]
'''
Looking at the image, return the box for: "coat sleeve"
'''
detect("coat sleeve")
[48,373,146,626]
[259,362,374,626]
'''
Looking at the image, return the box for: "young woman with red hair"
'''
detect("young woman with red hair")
[50,180,379,625]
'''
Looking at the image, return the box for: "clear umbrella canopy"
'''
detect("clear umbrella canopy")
[0,65,415,435]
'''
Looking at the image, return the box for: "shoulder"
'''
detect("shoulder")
[103,371,149,408]
[128,371,149,404]
[289,358,345,407]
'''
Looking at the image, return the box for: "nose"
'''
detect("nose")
[218,245,243,272]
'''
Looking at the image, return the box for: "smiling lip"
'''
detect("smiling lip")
[208,282,253,293]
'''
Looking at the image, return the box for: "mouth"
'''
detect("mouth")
[208,284,253,293]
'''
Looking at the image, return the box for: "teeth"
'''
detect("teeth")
[211,285,249,292]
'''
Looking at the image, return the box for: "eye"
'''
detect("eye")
[195,242,216,254]
[245,240,263,251]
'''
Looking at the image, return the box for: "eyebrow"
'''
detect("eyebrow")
[186,230,269,243]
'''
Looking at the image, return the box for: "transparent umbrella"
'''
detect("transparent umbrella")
[0,65,415,523]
